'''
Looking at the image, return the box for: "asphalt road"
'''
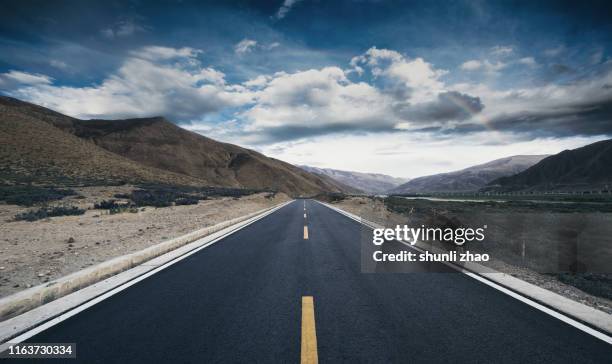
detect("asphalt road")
[13,200,612,363]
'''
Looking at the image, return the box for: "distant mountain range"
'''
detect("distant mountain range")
[299,166,409,194]
[390,155,549,194]
[485,139,612,192]
[0,96,350,196]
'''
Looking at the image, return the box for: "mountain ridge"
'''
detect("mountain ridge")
[485,139,612,192]
[0,96,348,195]
[390,155,549,194]
[299,165,408,194]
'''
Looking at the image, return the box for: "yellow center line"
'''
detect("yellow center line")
[301,296,318,364]
[303,226,309,240]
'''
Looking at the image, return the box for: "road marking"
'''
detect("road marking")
[304,213,307,219]
[304,226,309,240]
[301,296,318,364]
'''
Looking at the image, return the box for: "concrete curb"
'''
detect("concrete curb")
[316,200,612,337]
[0,200,291,322]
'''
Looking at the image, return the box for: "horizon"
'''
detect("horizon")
[1,0,612,178]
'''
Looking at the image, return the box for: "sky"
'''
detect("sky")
[1,0,612,179]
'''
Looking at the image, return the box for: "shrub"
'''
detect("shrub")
[174,197,199,206]
[109,205,136,214]
[94,199,138,214]
[94,200,124,210]
[15,205,85,222]
[129,189,176,207]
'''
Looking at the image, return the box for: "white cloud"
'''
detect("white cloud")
[0,70,52,89]
[243,74,272,88]
[231,48,483,143]
[490,45,514,57]
[518,57,537,67]
[352,47,447,102]
[6,47,251,121]
[49,60,68,70]
[274,0,303,20]
[101,20,146,39]
[198,68,227,86]
[460,59,506,74]
[461,60,482,71]
[483,60,507,73]
[234,39,258,54]
[241,67,393,138]
[385,57,447,101]
[131,46,202,61]
[234,39,279,54]
[544,45,565,57]
[351,47,403,68]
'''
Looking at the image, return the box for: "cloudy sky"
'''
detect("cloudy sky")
[1,0,612,178]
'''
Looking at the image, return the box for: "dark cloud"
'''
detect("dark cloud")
[487,97,612,138]
[403,96,612,140]
[550,64,573,75]
[394,91,484,122]
[247,122,397,144]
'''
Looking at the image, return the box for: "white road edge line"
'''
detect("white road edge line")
[0,200,295,350]
[314,199,612,345]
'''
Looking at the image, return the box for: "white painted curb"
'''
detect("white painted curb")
[316,200,612,342]
[0,199,293,342]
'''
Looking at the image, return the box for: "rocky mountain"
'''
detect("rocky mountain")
[485,139,612,192]
[299,165,408,194]
[0,96,347,195]
[390,155,549,194]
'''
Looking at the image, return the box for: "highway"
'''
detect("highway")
[12,200,612,363]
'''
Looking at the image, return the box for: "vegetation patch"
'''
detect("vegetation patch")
[317,192,347,203]
[125,184,265,208]
[93,199,138,214]
[15,205,85,222]
[94,200,124,210]
[383,196,612,214]
[174,197,199,206]
[129,189,183,207]
[0,185,77,206]
[555,273,612,300]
